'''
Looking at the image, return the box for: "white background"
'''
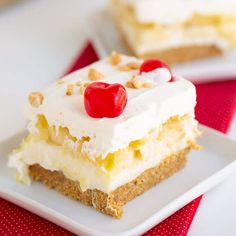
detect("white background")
[0,0,235,235]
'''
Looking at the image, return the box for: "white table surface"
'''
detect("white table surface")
[0,0,235,235]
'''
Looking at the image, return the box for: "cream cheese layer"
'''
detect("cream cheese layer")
[24,55,196,158]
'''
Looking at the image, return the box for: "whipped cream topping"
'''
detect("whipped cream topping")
[25,55,196,158]
[122,0,236,24]
[138,68,171,85]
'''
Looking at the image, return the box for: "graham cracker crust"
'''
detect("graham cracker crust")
[138,45,223,64]
[29,147,191,218]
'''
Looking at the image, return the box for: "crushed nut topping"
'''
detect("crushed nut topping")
[142,82,153,88]
[80,86,85,95]
[84,82,90,87]
[75,81,82,86]
[125,76,154,89]
[126,62,140,70]
[66,84,74,96]
[118,62,140,71]
[80,82,90,95]
[118,64,131,72]
[28,92,44,108]
[57,79,64,84]
[131,75,142,89]
[108,51,121,66]
[125,81,134,88]
[88,68,104,81]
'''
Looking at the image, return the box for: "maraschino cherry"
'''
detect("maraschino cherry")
[139,59,174,82]
[84,82,127,118]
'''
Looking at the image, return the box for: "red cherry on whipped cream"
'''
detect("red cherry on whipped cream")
[139,59,174,82]
[84,82,127,118]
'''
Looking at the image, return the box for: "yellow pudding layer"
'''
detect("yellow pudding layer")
[9,115,199,193]
[185,14,236,47]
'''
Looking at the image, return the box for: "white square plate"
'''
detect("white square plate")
[88,10,236,84]
[0,125,236,236]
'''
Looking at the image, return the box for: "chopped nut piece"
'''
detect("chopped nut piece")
[118,62,140,71]
[57,79,64,84]
[126,62,140,70]
[118,64,131,72]
[75,81,82,86]
[143,82,154,88]
[80,82,90,95]
[125,81,134,89]
[131,76,142,89]
[66,84,74,96]
[80,86,85,95]
[84,82,91,87]
[125,76,154,89]
[108,51,121,66]
[28,92,44,108]
[88,68,104,81]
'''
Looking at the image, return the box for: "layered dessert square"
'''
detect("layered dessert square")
[110,0,236,63]
[9,53,200,218]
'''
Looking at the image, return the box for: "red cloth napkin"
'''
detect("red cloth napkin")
[1,42,236,236]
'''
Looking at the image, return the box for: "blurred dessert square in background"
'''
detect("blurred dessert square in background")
[110,0,236,64]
